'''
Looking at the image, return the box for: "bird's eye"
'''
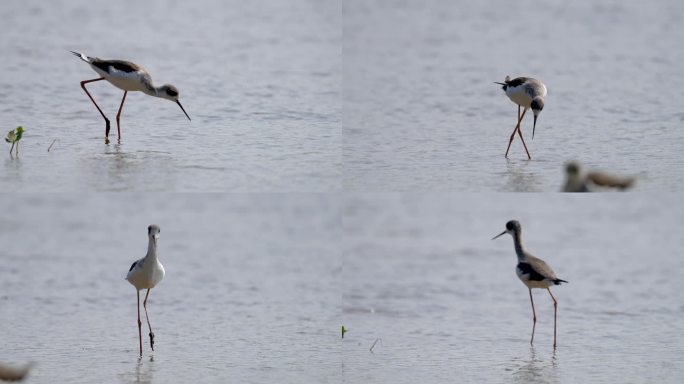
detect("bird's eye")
[166,88,178,97]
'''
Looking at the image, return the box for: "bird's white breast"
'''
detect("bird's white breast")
[91,65,149,92]
[506,85,533,108]
[127,259,165,290]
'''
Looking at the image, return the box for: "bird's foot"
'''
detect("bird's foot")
[105,119,111,141]
[149,332,155,351]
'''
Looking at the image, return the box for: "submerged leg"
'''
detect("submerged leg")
[547,288,558,348]
[79,77,111,139]
[143,289,155,351]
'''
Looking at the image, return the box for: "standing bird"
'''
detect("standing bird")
[563,161,635,192]
[70,51,190,143]
[492,220,567,347]
[495,76,547,159]
[126,224,165,356]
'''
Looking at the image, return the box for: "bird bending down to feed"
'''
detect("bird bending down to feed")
[70,51,190,143]
[495,76,547,159]
[126,224,165,356]
[493,220,567,347]
[563,161,635,192]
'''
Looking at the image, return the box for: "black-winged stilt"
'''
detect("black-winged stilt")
[493,220,567,347]
[126,224,165,356]
[71,51,190,143]
[495,76,547,159]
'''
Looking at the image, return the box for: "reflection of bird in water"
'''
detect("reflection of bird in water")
[563,161,635,192]
[0,363,31,382]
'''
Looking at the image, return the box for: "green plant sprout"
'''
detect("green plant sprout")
[5,126,24,155]
[341,325,348,339]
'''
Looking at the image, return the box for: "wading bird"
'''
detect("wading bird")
[70,51,190,143]
[563,161,635,192]
[493,220,567,347]
[495,76,547,159]
[126,225,165,356]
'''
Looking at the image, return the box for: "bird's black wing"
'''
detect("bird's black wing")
[91,59,141,74]
[506,77,528,88]
[517,262,546,281]
[128,260,138,272]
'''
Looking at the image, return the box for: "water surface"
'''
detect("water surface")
[344,0,684,191]
[0,194,340,383]
[0,0,340,192]
[342,194,684,383]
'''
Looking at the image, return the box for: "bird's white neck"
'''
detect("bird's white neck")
[142,86,164,98]
[146,236,158,260]
[137,78,168,100]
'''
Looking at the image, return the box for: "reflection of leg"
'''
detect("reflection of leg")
[547,288,558,347]
[529,288,536,344]
[143,289,155,351]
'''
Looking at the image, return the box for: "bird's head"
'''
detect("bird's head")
[494,75,511,91]
[159,84,191,121]
[564,160,585,186]
[531,97,544,140]
[565,161,582,177]
[148,224,161,244]
[492,220,521,240]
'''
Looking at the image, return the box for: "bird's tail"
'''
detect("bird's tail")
[553,278,568,285]
[70,51,92,63]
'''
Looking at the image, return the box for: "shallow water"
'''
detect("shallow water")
[343,0,684,191]
[1,194,683,383]
[0,195,340,384]
[0,0,340,192]
[342,194,684,383]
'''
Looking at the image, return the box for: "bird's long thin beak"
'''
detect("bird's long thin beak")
[176,100,191,121]
[533,115,538,140]
[494,82,506,86]
[492,230,506,240]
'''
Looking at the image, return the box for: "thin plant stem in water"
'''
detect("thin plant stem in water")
[369,338,382,353]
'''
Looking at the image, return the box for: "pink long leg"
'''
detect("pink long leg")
[143,289,155,351]
[136,290,142,356]
[79,77,111,139]
[116,91,127,142]
[547,288,558,348]
[504,107,531,160]
[528,288,537,344]
[515,109,532,159]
